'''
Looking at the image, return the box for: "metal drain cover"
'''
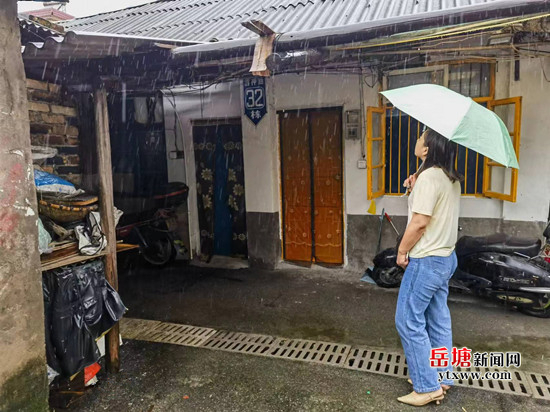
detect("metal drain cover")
[525,371,550,400]
[118,317,550,402]
[140,322,217,347]
[453,367,531,397]
[203,331,278,356]
[269,338,351,367]
[120,318,215,347]
[346,347,408,379]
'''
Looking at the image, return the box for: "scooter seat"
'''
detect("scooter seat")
[456,233,541,258]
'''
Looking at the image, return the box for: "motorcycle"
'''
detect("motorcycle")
[115,182,188,267]
[368,222,550,318]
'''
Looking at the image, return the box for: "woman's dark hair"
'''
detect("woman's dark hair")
[419,129,464,183]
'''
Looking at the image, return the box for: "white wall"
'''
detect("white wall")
[237,71,378,215]
[164,59,550,257]
[240,77,279,213]
[246,63,549,223]
[504,57,550,222]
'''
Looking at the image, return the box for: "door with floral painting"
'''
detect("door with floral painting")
[193,123,247,261]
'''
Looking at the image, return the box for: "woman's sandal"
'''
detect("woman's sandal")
[397,389,445,406]
[407,378,451,395]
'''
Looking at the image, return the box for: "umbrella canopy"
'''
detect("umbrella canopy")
[381,84,519,169]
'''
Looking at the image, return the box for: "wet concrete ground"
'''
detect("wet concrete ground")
[71,259,550,411]
[119,260,550,374]
[75,340,548,412]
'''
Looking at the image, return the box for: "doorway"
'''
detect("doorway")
[279,108,343,265]
[193,122,247,260]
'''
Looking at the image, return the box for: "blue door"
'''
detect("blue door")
[193,124,248,260]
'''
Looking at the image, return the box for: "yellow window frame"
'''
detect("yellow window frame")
[482,96,522,202]
[366,106,386,199]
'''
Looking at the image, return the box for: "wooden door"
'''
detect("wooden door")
[280,109,343,265]
[280,112,312,262]
[311,110,343,264]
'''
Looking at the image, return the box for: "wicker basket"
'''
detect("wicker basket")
[38,199,98,224]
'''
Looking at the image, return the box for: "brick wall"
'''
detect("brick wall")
[27,78,81,186]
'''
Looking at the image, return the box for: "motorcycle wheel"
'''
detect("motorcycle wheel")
[370,266,404,288]
[140,235,176,267]
[518,294,550,318]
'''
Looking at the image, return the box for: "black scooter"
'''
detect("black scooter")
[368,223,550,318]
[115,182,188,267]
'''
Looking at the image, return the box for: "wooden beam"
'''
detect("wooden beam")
[241,20,276,36]
[93,87,120,373]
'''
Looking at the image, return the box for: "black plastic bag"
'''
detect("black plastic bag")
[43,260,127,377]
[48,265,100,377]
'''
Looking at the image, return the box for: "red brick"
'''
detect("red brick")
[30,133,50,145]
[27,89,61,104]
[51,124,79,137]
[26,78,49,91]
[46,135,69,145]
[40,113,66,124]
[63,154,80,165]
[30,123,51,134]
[50,105,77,117]
[28,112,43,123]
[48,83,62,94]
[28,102,49,112]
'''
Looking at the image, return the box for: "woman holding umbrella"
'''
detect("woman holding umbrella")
[394,127,461,406]
[381,84,519,406]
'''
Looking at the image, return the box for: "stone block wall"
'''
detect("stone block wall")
[26,78,81,186]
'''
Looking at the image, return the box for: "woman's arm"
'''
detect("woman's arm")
[396,212,431,268]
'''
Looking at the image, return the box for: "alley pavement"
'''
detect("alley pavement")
[71,260,550,411]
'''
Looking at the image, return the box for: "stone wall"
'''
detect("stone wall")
[0,3,48,411]
[27,78,81,186]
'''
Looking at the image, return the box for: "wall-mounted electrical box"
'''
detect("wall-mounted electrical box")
[345,110,360,140]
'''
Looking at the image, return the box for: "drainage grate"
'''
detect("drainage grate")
[119,318,162,340]
[120,318,215,347]
[344,348,533,398]
[203,331,278,356]
[269,338,351,367]
[345,348,408,379]
[138,322,217,347]
[525,371,550,400]
[453,367,531,397]
[119,318,549,402]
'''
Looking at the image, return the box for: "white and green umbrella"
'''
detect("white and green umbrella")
[381,84,519,169]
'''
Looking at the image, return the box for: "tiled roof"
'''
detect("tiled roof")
[63,0,502,42]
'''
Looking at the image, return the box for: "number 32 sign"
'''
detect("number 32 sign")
[243,78,267,125]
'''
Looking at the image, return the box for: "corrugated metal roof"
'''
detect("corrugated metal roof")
[21,31,198,62]
[63,0,504,42]
[19,15,63,38]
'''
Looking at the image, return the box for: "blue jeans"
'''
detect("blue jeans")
[395,252,457,393]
